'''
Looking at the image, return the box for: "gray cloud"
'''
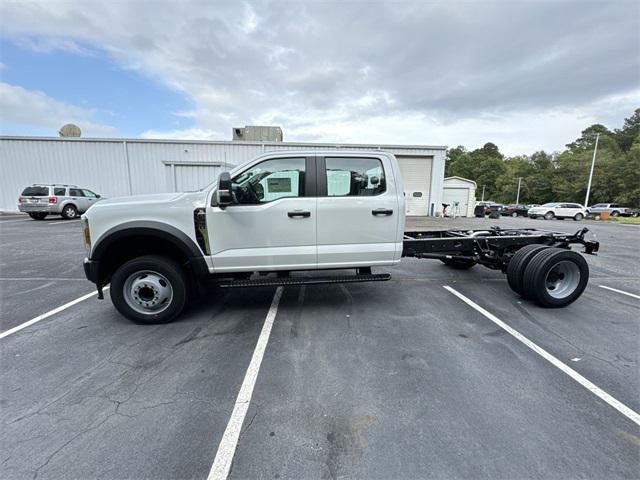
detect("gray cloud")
[1,0,638,154]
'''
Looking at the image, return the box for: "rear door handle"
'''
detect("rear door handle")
[372,208,393,216]
[288,210,311,218]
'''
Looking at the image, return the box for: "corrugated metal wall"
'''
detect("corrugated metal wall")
[0,137,446,214]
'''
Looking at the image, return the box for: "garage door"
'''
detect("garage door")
[443,187,470,217]
[167,164,222,192]
[397,156,432,216]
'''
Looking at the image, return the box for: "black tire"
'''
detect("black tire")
[61,204,78,219]
[28,212,48,220]
[506,244,549,296]
[522,248,589,308]
[110,255,188,324]
[511,212,518,217]
[440,258,476,270]
[543,211,555,220]
[573,213,584,221]
[611,210,620,217]
[529,215,537,219]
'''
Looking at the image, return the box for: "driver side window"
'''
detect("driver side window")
[231,157,305,205]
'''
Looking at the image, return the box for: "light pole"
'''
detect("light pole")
[515,177,522,205]
[584,133,600,207]
[481,185,486,201]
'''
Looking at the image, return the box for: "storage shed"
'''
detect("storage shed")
[443,176,477,217]
[0,136,446,215]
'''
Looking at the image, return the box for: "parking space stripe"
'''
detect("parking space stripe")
[48,220,81,225]
[0,219,31,224]
[598,285,640,300]
[443,285,640,427]
[0,286,110,339]
[207,286,284,480]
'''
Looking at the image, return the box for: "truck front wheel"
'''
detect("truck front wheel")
[111,255,187,324]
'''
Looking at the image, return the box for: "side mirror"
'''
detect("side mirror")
[95,194,101,198]
[216,172,232,208]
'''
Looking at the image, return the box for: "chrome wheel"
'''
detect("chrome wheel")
[63,206,77,218]
[123,270,174,315]
[545,260,580,299]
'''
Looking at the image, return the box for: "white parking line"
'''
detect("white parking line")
[443,285,640,427]
[0,219,31,224]
[208,286,284,480]
[599,285,640,300]
[0,286,110,340]
[48,220,80,225]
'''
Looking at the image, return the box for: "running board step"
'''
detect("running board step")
[219,273,391,288]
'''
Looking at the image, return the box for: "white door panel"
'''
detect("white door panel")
[317,155,400,268]
[208,198,317,272]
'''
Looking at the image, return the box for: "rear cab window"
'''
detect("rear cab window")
[21,186,49,196]
[325,157,386,196]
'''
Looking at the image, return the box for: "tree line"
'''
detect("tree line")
[444,108,640,207]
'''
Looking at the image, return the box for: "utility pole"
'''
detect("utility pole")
[584,133,599,207]
[515,177,522,205]
[481,185,485,201]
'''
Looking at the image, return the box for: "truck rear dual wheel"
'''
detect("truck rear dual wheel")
[111,255,187,324]
[506,244,549,297]
[522,248,589,308]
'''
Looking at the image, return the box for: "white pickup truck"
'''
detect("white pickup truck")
[82,151,599,323]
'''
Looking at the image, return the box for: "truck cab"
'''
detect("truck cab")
[82,151,405,323]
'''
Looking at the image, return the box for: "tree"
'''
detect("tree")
[614,108,640,153]
[443,109,640,208]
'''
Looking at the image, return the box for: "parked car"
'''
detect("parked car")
[80,150,599,323]
[18,184,103,220]
[475,201,503,217]
[586,203,632,217]
[528,202,587,221]
[502,204,529,217]
[628,208,640,218]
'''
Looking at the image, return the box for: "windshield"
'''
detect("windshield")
[21,186,49,196]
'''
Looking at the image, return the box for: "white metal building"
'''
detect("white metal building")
[443,176,477,217]
[0,136,446,215]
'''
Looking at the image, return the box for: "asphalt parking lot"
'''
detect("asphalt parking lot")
[1,214,638,479]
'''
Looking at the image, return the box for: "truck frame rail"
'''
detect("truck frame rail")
[401,226,598,309]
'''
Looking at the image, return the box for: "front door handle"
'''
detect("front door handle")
[288,210,311,218]
[372,208,393,216]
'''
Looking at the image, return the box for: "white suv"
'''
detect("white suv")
[528,202,586,221]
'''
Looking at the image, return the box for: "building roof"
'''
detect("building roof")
[444,176,477,187]
[0,135,446,151]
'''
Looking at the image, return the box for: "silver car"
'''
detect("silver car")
[18,184,103,220]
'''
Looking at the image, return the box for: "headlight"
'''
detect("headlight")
[81,216,91,255]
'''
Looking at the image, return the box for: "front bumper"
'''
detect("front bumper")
[83,257,101,284]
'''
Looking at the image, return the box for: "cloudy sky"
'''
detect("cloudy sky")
[0,0,638,155]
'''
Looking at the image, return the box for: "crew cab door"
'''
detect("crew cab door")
[206,155,317,272]
[316,154,402,268]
